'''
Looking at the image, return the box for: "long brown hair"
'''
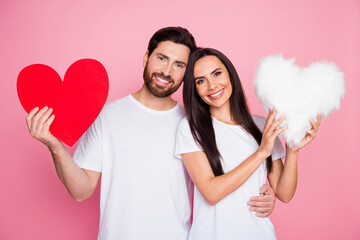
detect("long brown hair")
[183,48,272,176]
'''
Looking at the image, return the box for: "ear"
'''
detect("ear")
[143,50,149,68]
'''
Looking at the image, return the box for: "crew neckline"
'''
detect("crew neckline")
[211,116,240,127]
[128,94,180,115]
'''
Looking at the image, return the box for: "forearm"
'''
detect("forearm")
[273,148,298,203]
[202,150,267,205]
[49,144,97,201]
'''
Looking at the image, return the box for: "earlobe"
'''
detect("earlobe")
[143,50,149,68]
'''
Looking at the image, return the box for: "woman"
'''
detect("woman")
[175,48,320,239]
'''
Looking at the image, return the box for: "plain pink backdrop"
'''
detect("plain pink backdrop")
[1,0,359,239]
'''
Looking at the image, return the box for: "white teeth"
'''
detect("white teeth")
[210,89,224,97]
[156,76,170,84]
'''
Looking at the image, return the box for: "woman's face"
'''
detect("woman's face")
[194,55,232,110]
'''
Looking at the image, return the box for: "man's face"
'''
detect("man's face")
[143,41,191,98]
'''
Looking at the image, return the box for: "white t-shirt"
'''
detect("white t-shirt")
[73,95,193,240]
[175,115,286,240]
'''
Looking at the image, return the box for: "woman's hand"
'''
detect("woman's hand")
[257,109,287,158]
[288,115,321,152]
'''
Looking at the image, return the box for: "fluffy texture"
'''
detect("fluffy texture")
[254,55,345,147]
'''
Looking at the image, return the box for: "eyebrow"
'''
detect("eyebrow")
[157,53,187,66]
[194,68,221,81]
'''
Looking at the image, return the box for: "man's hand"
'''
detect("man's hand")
[248,184,276,217]
[26,106,62,150]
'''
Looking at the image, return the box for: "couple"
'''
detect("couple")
[26,27,320,239]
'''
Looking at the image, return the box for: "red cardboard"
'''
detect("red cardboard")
[17,59,109,146]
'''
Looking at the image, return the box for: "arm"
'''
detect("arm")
[181,109,287,206]
[267,115,321,203]
[182,149,270,205]
[26,106,100,201]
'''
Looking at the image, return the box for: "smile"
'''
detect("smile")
[155,75,172,86]
[208,89,224,99]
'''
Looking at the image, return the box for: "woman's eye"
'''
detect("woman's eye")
[196,79,204,84]
[214,71,222,77]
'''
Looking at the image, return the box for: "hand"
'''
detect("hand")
[26,106,62,150]
[289,115,321,152]
[248,184,276,217]
[258,109,288,158]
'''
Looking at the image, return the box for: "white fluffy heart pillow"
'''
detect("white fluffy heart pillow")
[254,55,345,147]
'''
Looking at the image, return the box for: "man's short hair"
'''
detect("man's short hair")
[147,27,197,56]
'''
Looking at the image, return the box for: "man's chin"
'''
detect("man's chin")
[146,84,173,98]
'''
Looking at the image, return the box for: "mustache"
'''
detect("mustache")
[153,72,174,83]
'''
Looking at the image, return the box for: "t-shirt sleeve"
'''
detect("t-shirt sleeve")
[252,115,286,161]
[73,114,103,172]
[175,118,203,159]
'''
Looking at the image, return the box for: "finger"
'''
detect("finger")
[317,115,322,126]
[26,107,40,131]
[272,124,288,137]
[248,200,272,208]
[263,109,277,133]
[32,106,49,123]
[249,195,273,202]
[259,184,272,195]
[31,106,49,135]
[249,206,271,213]
[256,212,271,218]
[268,115,286,134]
[310,120,319,132]
[43,114,55,133]
[36,108,53,131]
[305,129,316,139]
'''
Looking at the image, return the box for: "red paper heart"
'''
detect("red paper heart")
[17,59,109,146]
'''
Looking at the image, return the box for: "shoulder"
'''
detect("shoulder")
[104,95,131,109]
[99,95,131,116]
[178,117,190,130]
[251,114,267,130]
[176,103,185,115]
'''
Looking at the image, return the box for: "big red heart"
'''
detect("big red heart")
[17,59,109,146]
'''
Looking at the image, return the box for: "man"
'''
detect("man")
[26,27,276,239]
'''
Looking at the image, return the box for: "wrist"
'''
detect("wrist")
[48,140,65,156]
[286,145,299,155]
[255,149,269,161]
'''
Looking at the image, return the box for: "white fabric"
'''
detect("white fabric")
[175,115,286,240]
[73,95,193,240]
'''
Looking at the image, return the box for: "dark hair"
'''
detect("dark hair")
[147,27,197,56]
[183,48,272,176]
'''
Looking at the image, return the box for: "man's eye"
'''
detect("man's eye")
[176,63,184,69]
[158,56,165,61]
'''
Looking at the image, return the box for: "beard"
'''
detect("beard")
[143,63,182,98]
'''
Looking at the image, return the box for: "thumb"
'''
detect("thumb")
[259,184,271,195]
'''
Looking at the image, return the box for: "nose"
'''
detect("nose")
[163,63,172,77]
[208,78,216,91]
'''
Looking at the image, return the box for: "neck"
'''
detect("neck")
[132,84,177,111]
[210,102,237,125]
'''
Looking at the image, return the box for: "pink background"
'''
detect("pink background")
[1,0,359,239]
